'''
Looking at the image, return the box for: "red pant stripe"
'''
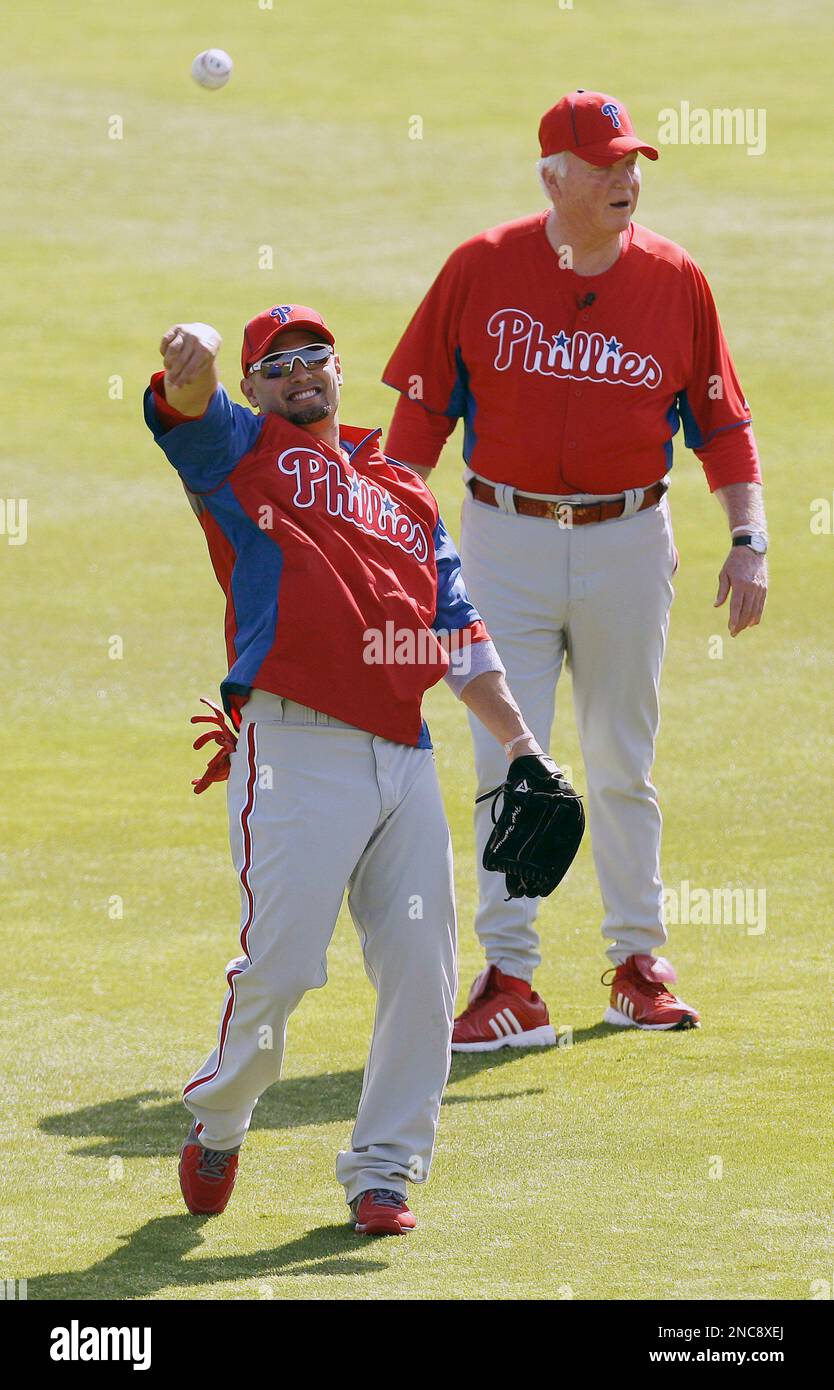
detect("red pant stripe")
[183,722,259,1099]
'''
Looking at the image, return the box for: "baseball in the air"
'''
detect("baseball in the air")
[191,49,233,90]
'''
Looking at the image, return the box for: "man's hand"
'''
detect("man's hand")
[714,546,768,636]
[161,322,221,387]
[160,322,222,416]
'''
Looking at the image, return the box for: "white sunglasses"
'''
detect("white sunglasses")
[248,343,334,378]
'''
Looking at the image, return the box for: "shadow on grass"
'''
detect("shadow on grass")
[30,1025,629,1298]
[25,1216,387,1301]
[449,1020,615,1076]
[39,1025,620,1158]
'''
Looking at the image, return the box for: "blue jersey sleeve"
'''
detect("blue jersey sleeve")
[143,382,264,493]
[431,514,483,632]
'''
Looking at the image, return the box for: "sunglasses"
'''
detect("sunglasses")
[248,342,334,378]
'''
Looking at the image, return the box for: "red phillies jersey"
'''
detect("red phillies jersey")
[383,212,761,495]
[143,374,488,746]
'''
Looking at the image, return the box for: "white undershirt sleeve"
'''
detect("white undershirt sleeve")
[442,637,505,700]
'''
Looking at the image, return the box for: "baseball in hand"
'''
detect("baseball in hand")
[191,49,233,90]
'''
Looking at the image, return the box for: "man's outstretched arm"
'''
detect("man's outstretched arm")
[160,322,222,416]
[144,322,261,494]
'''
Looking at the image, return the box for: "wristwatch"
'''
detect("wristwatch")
[732,532,768,554]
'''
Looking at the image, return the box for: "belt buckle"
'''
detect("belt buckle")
[547,498,582,528]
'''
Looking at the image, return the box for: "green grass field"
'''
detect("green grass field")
[3,0,833,1301]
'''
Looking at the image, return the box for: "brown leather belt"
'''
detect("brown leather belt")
[468,477,668,525]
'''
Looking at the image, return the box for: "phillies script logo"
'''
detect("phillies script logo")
[487,309,662,389]
[277,448,430,561]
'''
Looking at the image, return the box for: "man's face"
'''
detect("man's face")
[241,327,341,426]
[550,150,641,236]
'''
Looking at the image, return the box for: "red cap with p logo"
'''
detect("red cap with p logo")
[539,90,658,166]
[241,304,335,376]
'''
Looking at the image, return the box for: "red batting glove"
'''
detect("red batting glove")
[190,698,238,794]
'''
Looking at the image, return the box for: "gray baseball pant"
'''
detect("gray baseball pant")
[459,488,677,977]
[183,691,457,1204]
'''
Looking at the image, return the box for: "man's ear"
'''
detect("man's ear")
[334,353,343,386]
[240,377,260,412]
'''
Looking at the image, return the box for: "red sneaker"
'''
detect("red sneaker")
[451,965,557,1051]
[178,1122,240,1215]
[351,1189,417,1236]
[603,954,700,1030]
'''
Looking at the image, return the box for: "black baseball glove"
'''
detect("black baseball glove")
[479,754,585,899]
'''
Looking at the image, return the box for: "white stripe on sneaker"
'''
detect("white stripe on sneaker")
[500,1009,524,1035]
[489,1018,504,1040]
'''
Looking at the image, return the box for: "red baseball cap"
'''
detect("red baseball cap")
[539,90,658,167]
[241,304,335,376]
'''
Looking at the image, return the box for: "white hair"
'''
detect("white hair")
[537,151,570,195]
